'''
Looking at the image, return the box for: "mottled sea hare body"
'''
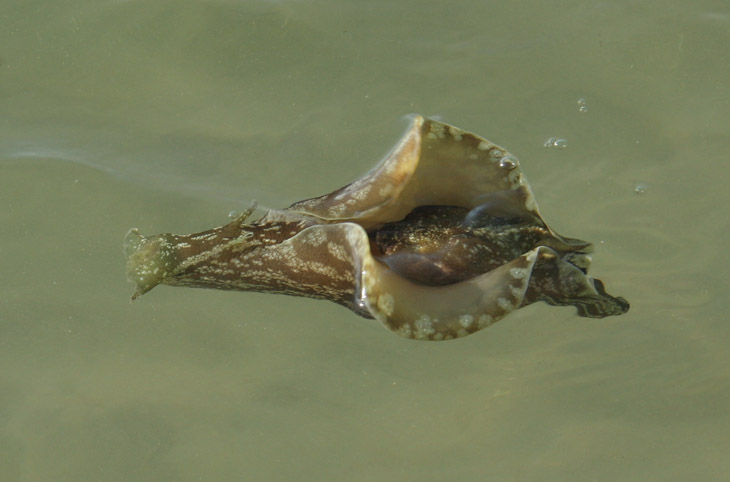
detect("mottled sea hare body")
[125,116,629,340]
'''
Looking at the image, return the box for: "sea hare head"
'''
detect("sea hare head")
[125,116,629,340]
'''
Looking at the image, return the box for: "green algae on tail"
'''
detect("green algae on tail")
[124,229,180,300]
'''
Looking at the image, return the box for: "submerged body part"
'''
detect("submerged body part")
[125,116,629,340]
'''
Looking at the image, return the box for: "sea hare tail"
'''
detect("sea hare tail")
[124,229,180,300]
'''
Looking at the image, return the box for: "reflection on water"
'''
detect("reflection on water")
[1,0,729,480]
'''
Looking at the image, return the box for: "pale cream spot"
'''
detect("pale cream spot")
[477,314,493,328]
[457,328,469,338]
[426,132,438,140]
[525,249,538,264]
[429,123,446,139]
[349,184,372,202]
[458,313,474,328]
[507,169,521,185]
[497,297,514,311]
[327,242,349,261]
[378,183,394,197]
[306,260,339,279]
[540,250,557,261]
[510,267,528,280]
[510,286,524,298]
[383,159,399,174]
[307,229,328,247]
[524,195,538,213]
[192,233,219,241]
[345,226,366,248]
[414,314,435,339]
[363,267,377,292]
[477,141,491,151]
[377,293,395,317]
[328,203,347,216]
[398,324,413,338]
[448,127,462,141]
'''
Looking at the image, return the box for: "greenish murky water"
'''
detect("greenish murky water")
[2,1,729,480]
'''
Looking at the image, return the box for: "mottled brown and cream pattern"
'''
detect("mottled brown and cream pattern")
[125,116,629,340]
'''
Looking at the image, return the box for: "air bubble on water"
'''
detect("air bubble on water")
[633,182,649,195]
[499,155,517,169]
[544,137,568,149]
[578,98,589,113]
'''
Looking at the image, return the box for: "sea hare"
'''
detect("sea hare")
[124,116,629,340]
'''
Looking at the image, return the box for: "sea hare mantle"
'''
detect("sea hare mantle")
[124,115,629,340]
